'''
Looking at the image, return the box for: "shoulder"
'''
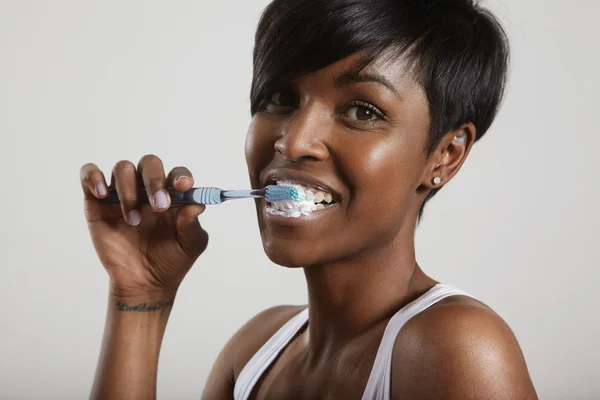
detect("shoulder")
[230,305,307,378]
[202,305,306,399]
[391,295,538,400]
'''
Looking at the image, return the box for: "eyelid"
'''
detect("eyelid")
[268,90,297,106]
[258,92,389,121]
[257,90,297,114]
[344,100,388,121]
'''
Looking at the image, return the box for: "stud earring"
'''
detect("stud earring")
[433,177,442,185]
[454,133,467,145]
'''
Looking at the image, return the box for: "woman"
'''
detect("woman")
[82,0,537,398]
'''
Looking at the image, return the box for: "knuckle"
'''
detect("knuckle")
[120,194,138,206]
[80,163,97,179]
[173,166,192,176]
[146,177,165,189]
[113,160,135,174]
[140,154,162,166]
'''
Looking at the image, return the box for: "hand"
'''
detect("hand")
[80,155,208,296]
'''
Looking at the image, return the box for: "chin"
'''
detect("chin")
[261,237,319,268]
[260,232,356,269]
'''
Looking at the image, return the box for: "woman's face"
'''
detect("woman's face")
[245,52,432,268]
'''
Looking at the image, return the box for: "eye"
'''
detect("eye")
[259,91,297,112]
[343,101,385,122]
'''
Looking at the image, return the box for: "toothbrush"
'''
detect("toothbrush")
[102,185,304,206]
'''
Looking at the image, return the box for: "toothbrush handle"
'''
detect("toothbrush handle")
[103,187,225,205]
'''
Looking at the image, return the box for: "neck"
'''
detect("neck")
[302,222,432,358]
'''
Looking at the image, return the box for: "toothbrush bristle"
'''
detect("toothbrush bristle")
[265,185,305,202]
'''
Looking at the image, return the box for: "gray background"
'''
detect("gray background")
[1,0,598,399]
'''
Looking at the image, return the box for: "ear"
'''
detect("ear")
[422,123,476,189]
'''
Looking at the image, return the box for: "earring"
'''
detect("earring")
[454,134,467,145]
[433,177,442,185]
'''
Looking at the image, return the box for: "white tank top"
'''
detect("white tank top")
[233,283,472,400]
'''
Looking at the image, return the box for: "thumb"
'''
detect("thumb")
[175,204,206,235]
[175,205,208,258]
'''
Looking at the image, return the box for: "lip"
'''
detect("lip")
[262,169,342,202]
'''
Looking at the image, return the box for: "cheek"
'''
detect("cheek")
[340,132,427,220]
[347,137,423,191]
[245,118,275,184]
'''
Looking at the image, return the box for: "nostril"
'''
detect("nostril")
[273,129,330,162]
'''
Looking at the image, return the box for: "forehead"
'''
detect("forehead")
[290,51,421,95]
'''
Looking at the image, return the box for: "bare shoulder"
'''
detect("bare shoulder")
[229,305,307,377]
[391,295,538,400]
[202,305,306,400]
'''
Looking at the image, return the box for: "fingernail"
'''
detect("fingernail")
[154,191,169,209]
[128,210,141,226]
[175,176,191,185]
[96,182,107,197]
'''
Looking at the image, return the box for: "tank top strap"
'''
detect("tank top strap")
[361,284,475,400]
[234,308,309,400]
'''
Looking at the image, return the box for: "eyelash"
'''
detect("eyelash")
[258,93,294,112]
[343,100,386,122]
[258,93,388,124]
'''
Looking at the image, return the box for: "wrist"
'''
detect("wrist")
[108,285,178,320]
[109,282,180,301]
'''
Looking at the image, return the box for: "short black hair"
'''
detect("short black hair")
[251,0,510,216]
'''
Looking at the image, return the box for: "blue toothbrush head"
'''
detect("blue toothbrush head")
[264,185,305,202]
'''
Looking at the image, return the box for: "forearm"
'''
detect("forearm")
[90,290,177,400]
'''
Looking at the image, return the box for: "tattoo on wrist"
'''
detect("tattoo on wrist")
[116,298,175,316]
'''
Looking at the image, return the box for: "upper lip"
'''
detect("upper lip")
[262,169,341,200]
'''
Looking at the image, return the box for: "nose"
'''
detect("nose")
[274,106,330,162]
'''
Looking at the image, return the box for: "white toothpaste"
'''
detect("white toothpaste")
[266,181,332,218]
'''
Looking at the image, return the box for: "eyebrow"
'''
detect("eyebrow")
[335,71,401,98]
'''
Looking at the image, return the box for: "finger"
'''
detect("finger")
[138,154,170,212]
[175,204,206,236]
[167,166,194,192]
[111,160,141,226]
[80,163,109,199]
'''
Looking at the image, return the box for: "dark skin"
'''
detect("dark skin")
[83,52,537,400]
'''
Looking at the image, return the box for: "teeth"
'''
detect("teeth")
[274,180,335,205]
[269,181,335,217]
[266,200,330,218]
[314,191,325,203]
[298,202,316,213]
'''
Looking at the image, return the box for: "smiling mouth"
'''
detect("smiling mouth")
[265,180,338,218]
